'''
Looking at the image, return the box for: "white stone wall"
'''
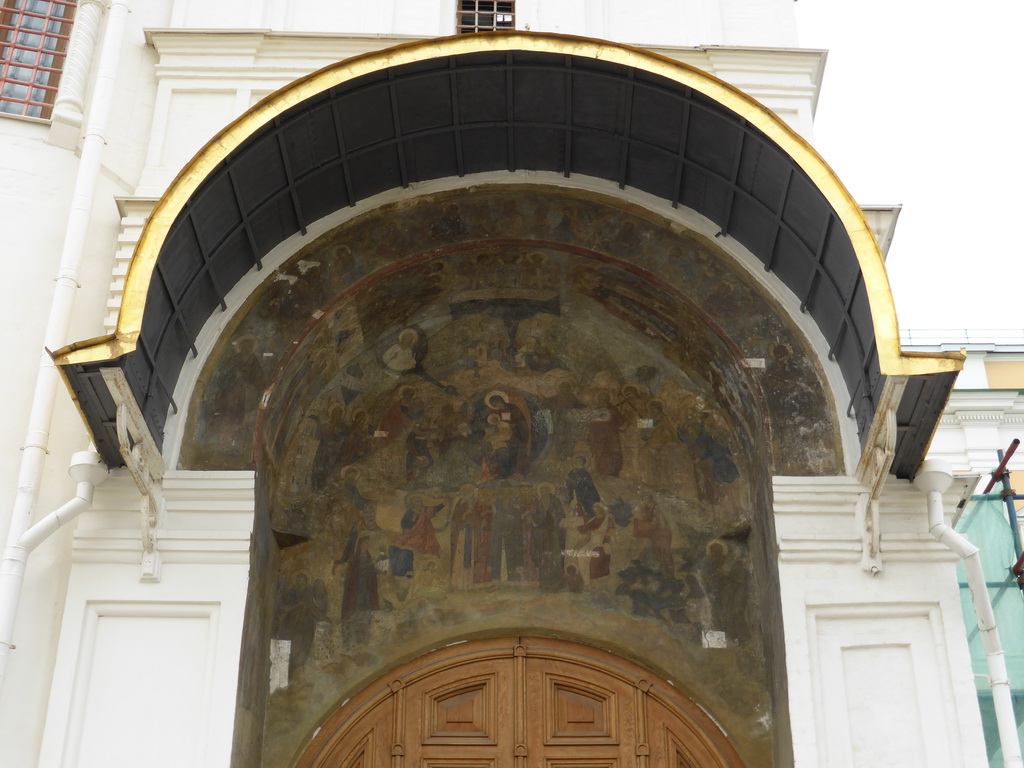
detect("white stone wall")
[163,0,799,48]
[0,1,988,766]
[775,476,989,767]
[0,4,169,762]
[36,471,253,768]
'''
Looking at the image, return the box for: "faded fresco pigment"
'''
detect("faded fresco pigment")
[183,187,840,476]
[181,187,843,768]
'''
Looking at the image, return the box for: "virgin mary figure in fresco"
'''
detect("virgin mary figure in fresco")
[480,389,532,479]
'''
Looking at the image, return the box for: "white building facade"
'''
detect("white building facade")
[0,2,998,767]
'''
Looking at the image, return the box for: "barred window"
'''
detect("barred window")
[0,0,76,119]
[457,1,514,34]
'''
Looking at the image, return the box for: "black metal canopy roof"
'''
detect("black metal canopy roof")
[55,33,961,476]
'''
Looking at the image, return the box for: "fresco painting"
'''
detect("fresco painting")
[180,186,841,767]
[247,242,781,765]
[182,187,840,477]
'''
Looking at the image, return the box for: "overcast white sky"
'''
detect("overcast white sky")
[794,1,1024,340]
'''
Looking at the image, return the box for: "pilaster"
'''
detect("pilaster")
[774,475,988,768]
[37,471,254,768]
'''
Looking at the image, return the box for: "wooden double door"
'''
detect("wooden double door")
[296,637,745,768]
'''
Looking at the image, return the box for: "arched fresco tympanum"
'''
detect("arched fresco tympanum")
[184,186,839,476]
[180,186,842,768]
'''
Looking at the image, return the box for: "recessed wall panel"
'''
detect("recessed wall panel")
[72,612,212,768]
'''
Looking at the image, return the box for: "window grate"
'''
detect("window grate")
[457,0,514,34]
[0,0,76,119]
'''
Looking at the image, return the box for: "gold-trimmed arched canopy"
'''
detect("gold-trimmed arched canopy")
[54,32,961,473]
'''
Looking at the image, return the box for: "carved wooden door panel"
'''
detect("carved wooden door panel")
[402,652,516,767]
[524,650,639,767]
[295,637,745,768]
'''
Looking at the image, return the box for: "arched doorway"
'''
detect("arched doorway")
[215,184,794,768]
[296,636,747,768]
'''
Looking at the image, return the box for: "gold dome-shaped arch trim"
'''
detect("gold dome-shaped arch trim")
[55,31,959,378]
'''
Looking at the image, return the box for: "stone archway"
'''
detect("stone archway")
[220,185,805,768]
[296,636,747,768]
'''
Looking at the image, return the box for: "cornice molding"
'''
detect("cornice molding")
[78,472,255,564]
[143,29,826,101]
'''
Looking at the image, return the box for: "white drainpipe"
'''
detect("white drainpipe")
[0,452,107,695]
[917,459,1024,768]
[0,1,129,703]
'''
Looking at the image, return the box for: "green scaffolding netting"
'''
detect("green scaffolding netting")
[956,493,1024,765]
